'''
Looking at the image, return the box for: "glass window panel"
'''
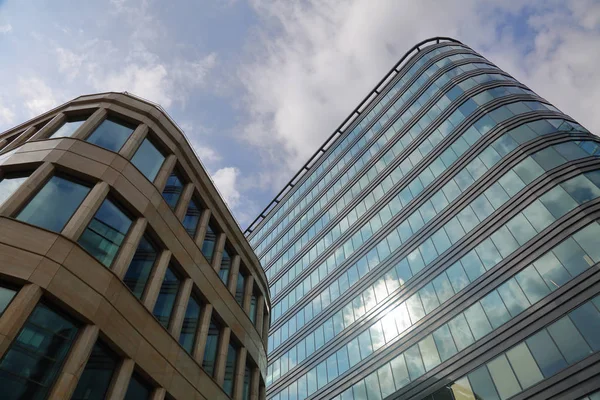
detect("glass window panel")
[390,354,410,389]
[447,262,470,292]
[364,371,381,400]
[162,170,184,210]
[526,330,567,377]
[123,235,158,299]
[573,223,600,264]
[17,175,90,232]
[219,248,232,284]
[87,118,135,152]
[532,147,566,171]
[419,283,440,314]
[235,271,246,306]
[0,174,28,207]
[490,226,519,258]
[405,344,425,380]
[352,380,368,400]
[515,267,550,304]
[202,223,218,263]
[131,138,165,181]
[124,372,152,400]
[568,303,600,351]
[223,343,238,396]
[0,304,79,399]
[432,273,454,303]
[152,266,181,328]
[449,314,475,351]
[480,291,511,329]
[78,198,132,267]
[72,341,119,400]
[497,279,530,317]
[506,342,544,389]
[562,175,600,204]
[462,250,486,281]
[406,294,425,323]
[377,364,396,398]
[487,355,521,400]
[532,252,571,291]
[0,286,16,316]
[547,317,592,364]
[468,366,500,400]
[183,198,202,237]
[452,376,476,400]
[539,186,578,219]
[553,237,593,277]
[49,118,85,139]
[522,200,555,232]
[464,303,492,340]
[498,170,525,197]
[506,213,537,246]
[419,335,441,371]
[433,324,458,362]
[179,296,201,353]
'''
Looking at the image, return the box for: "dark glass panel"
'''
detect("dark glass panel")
[0,173,28,206]
[131,138,165,182]
[223,343,238,396]
[219,248,232,284]
[202,320,220,376]
[202,223,217,262]
[183,198,202,237]
[179,296,201,354]
[152,267,181,328]
[86,118,135,152]
[162,171,184,210]
[124,372,152,400]
[49,118,86,139]
[72,341,119,400]
[123,235,158,299]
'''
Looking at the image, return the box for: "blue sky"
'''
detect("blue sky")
[1,0,599,228]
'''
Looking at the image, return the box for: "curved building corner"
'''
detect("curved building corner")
[0,92,270,400]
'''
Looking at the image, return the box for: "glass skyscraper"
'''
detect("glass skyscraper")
[246,37,600,399]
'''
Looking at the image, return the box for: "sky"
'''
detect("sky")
[1,0,599,229]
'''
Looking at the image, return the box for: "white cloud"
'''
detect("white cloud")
[56,47,85,79]
[0,24,12,34]
[212,167,242,208]
[239,0,600,192]
[0,103,15,126]
[18,77,59,117]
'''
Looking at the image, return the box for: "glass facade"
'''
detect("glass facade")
[131,137,165,181]
[72,341,118,400]
[219,247,232,284]
[0,173,28,207]
[248,41,600,399]
[86,117,135,152]
[223,342,238,397]
[203,319,221,376]
[202,222,218,262]
[179,295,201,353]
[152,266,181,328]
[124,372,152,400]
[49,118,86,139]
[183,198,202,237]
[124,235,159,298]
[162,170,184,210]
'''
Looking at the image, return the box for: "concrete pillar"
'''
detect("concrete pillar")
[174,183,195,221]
[194,209,212,247]
[262,311,269,348]
[259,383,266,400]
[227,255,241,294]
[2,126,37,153]
[61,181,109,240]
[193,304,213,363]
[72,108,108,140]
[250,367,260,400]
[211,233,227,272]
[111,218,148,279]
[0,284,42,358]
[154,154,177,193]
[255,295,265,336]
[243,275,254,314]
[214,326,231,385]
[150,388,166,400]
[0,161,54,217]
[47,325,100,399]
[29,113,67,141]
[169,278,193,337]
[142,250,172,310]
[105,358,135,400]
[233,347,247,400]
[119,124,148,160]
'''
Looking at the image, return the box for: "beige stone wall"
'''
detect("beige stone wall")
[0,93,269,399]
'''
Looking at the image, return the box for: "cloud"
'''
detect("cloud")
[0,103,15,126]
[0,24,12,34]
[56,47,85,79]
[212,167,242,208]
[18,77,59,117]
[238,0,600,193]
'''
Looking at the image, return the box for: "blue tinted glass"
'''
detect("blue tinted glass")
[202,223,217,262]
[78,199,132,267]
[50,119,85,139]
[131,138,165,181]
[124,373,151,400]
[468,366,500,400]
[162,170,184,209]
[183,198,202,237]
[87,118,135,152]
[179,296,202,353]
[17,176,90,232]
[124,236,157,298]
[0,174,28,207]
[152,266,181,328]
[72,341,118,400]
[547,317,592,364]
[569,302,600,351]
[203,320,220,376]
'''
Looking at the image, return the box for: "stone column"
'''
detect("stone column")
[255,295,265,337]
[250,367,260,400]
[71,108,108,140]
[28,113,66,141]
[174,183,195,221]
[211,233,227,272]
[243,275,254,314]
[105,358,135,400]
[214,326,231,385]
[232,347,247,400]
[169,278,193,337]
[111,218,148,279]
[47,325,100,399]
[150,388,166,400]
[61,181,109,240]
[0,161,54,217]
[142,250,172,310]
[2,126,37,153]
[0,284,42,358]
[194,209,212,246]
[193,304,213,363]
[259,383,267,400]
[227,255,241,294]
[119,124,148,160]
[154,154,177,193]
[262,311,270,349]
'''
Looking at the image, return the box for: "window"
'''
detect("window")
[17,175,90,232]
[72,341,119,400]
[219,247,232,284]
[124,372,152,400]
[183,198,202,237]
[179,295,201,354]
[123,235,158,299]
[86,117,136,152]
[235,269,246,306]
[0,286,16,316]
[131,138,165,182]
[202,222,218,262]
[249,289,258,324]
[78,198,133,267]
[223,342,238,397]
[0,303,79,399]
[0,173,28,207]
[162,170,184,210]
[203,319,220,376]
[152,266,181,329]
[242,363,252,400]
[49,118,86,139]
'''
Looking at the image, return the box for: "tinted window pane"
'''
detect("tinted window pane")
[448,314,474,351]
[515,267,550,304]
[72,341,118,400]
[223,343,238,396]
[87,118,135,152]
[202,223,217,262]
[124,373,151,400]
[17,176,90,232]
[553,237,592,277]
[152,266,181,328]
[131,138,165,181]
[219,248,232,284]
[548,317,592,364]
[0,286,16,316]
[162,171,184,210]
[0,304,79,399]
[497,279,530,317]
[49,119,85,139]
[568,303,600,351]
[203,320,220,376]
[526,330,567,377]
[506,343,543,389]
[405,344,425,380]
[390,354,410,389]
[480,291,510,329]
[464,303,492,340]
[468,366,499,400]
[123,236,158,298]
[419,335,441,371]
[235,271,246,306]
[78,199,132,267]
[451,376,476,400]
[179,296,202,353]
[433,324,458,362]
[487,355,521,399]
[532,252,571,291]
[183,198,202,237]
[0,174,28,206]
